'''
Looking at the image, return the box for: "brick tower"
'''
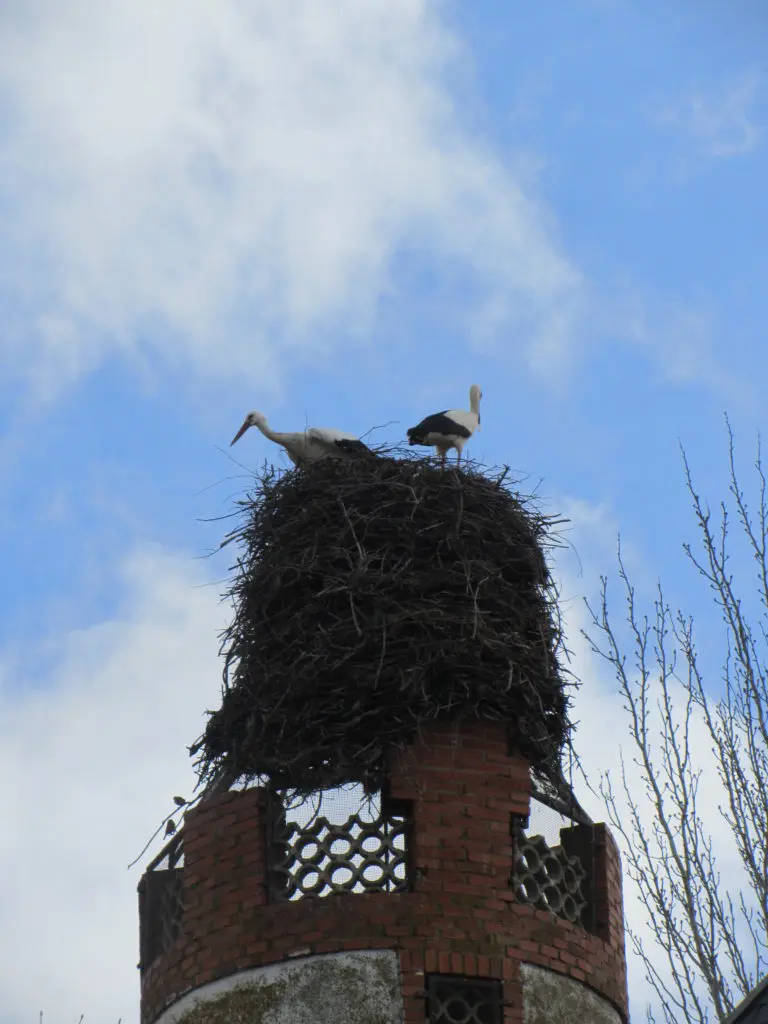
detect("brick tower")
[138,462,630,1024]
[139,720,627,1023]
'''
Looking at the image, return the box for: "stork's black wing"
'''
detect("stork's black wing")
[407,410,471,445]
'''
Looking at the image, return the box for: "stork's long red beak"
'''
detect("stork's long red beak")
[230,421,250,446]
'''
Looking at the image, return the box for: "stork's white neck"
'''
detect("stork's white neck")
[254,417,281,443]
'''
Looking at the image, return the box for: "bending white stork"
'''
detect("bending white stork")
[407,384,482,466]
[230,411,370,466]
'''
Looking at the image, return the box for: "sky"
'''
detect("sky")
[0,0,767,1020]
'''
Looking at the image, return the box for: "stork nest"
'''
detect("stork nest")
[196,451,574,795]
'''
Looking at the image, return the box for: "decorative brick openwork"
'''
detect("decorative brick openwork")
[139,722,628,1024]
[511,818,587,926]
[426,974,503,1024]
[267,794,410,901]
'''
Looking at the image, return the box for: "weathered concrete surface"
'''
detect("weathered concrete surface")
[155,950,402,1024]
[522,963,622,1024]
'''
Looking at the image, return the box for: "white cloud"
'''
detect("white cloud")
[659,72,762,158]
[594,283,751,404]
[0,0,584,400]
[0,545,223,1023]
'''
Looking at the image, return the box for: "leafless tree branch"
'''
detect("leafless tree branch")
[584,418,768,1023]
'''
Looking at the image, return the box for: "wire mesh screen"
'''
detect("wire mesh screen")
[426,975,503,1024]
[527,793,576,847]
[267,784,411,902]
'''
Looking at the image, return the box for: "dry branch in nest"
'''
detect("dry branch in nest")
[196,450,574,796]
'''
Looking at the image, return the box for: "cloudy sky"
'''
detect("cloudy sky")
[1,1,767,1020]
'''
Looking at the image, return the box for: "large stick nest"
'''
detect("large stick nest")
[197,452,574,795]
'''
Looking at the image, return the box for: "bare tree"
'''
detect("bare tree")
[585,417,768,1024]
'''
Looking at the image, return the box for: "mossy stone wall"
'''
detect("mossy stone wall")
[156,951,401,1024]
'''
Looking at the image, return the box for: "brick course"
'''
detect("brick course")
[140,722,628,1023]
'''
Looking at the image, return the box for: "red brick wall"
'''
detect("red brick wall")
[140,722,628,1024]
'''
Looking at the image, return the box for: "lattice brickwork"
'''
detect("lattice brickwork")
[511,820,586,925]
[426,975,503,1024]
[139,833,185,970]
[268,797,410,901]
[157,871,183,952]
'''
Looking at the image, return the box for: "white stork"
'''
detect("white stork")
[407,384,482,466]
[230,411,370,466]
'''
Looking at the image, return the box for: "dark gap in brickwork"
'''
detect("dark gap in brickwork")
[138,868,183,971]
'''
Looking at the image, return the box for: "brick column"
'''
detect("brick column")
[387,720,531,1022]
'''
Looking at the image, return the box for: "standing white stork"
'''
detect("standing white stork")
[230,411,371,466]
[406,384,482,466]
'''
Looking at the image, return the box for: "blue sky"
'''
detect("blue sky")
[0,0,766,1020]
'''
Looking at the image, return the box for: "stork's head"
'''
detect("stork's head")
[230,410,267,446]
[469,384,482,423]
